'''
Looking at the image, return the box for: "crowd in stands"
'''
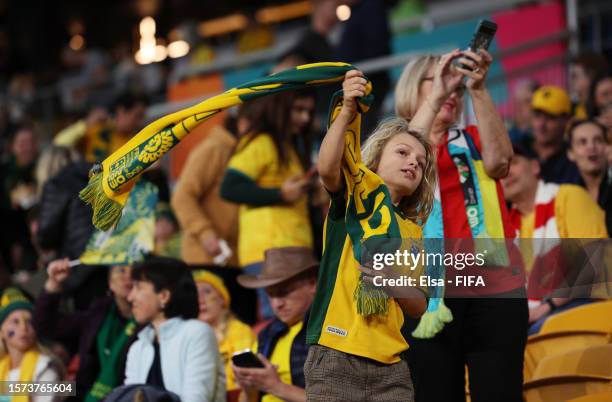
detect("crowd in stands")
[0,1,611,402]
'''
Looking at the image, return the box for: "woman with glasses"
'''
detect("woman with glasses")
[394,50,528,402]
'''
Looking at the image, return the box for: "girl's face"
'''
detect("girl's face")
[417,65,464,127]
[196,282,226,326]
[1,310,35,353]
[289,96,315,136]
[127,280,168,324]
[376,133,427,199]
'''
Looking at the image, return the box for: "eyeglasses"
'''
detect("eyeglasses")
[421,77,466,97]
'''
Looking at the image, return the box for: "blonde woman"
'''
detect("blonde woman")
[395,50,528,402]
[192,270,255,394]
[0,288,63,402]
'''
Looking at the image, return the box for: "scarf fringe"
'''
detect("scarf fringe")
[354,279,389,317]
[411,298,453,339]
[79,169,123,231]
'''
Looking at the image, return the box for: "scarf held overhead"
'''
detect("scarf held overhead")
[326,90,415,317]
[80,62,364,231]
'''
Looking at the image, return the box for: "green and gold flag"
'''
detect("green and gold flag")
[79,180,157,265]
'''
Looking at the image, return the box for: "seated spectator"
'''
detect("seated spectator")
[567,119,612,235]
[569,53,608,119]
[192,270,255,393]
[501,142,608,335]
[34,145,80,199]
[526,85,581,184]
[586,71,612,129]
[36,160,105,310]
[508,78,539,142]
[0,126,38,273]
[53,93,148,163]
[33,260,136,402]
[232,247,318,402]
[154,202,181,259]
[1,287,64,402]
[125,257,225,402]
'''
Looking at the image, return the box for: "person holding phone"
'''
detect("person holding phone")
[220,91,317,321]
[394,34,528,401]
[231,247,318,402]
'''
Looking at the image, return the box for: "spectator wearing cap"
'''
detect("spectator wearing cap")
[567,119,612,235]
[528,85,581,184]
[501,141,608,335]
[192,270,255,394]
[0,287,64,402]
[232,247,318,402]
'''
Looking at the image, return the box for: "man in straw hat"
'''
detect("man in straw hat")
[232,246,318,402]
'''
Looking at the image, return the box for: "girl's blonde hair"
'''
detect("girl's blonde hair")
[395,55,440,120]
[361,117,436,223]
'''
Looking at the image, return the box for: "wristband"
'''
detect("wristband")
[543,297,556,311]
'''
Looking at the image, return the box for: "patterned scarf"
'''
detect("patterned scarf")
[509,180,561,307]
[327,90,413,317]
[80,63,366,231]
[413,129,510,338]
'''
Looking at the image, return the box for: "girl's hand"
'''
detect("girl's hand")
[454,49,493,92]
[340,70,367,120]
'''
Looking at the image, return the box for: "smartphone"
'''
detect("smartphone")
[455,19,498,71]
[232,349,265,368]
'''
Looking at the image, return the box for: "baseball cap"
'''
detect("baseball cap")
[531,86,572,116]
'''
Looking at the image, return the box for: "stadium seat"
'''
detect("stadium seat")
[531,344,612,380]
[524,344,612,402]
[567,391,612,402]
[524,331,612,381]
[539,301,612,335]
[523,375,612,402]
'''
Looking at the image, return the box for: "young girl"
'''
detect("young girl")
[0,287,64,402]
[305,53,463,402]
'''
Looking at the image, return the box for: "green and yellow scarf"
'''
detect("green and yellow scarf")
[85,305,136,402]
[80,62,365,231]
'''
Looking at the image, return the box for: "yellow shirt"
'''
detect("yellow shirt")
[518,184,608,271]
[574,103,588,120]
[219,317,256,391]
[227,133,313,266]
[252,321,304,402]
[82,123,131,163]
[307,190,427,364]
